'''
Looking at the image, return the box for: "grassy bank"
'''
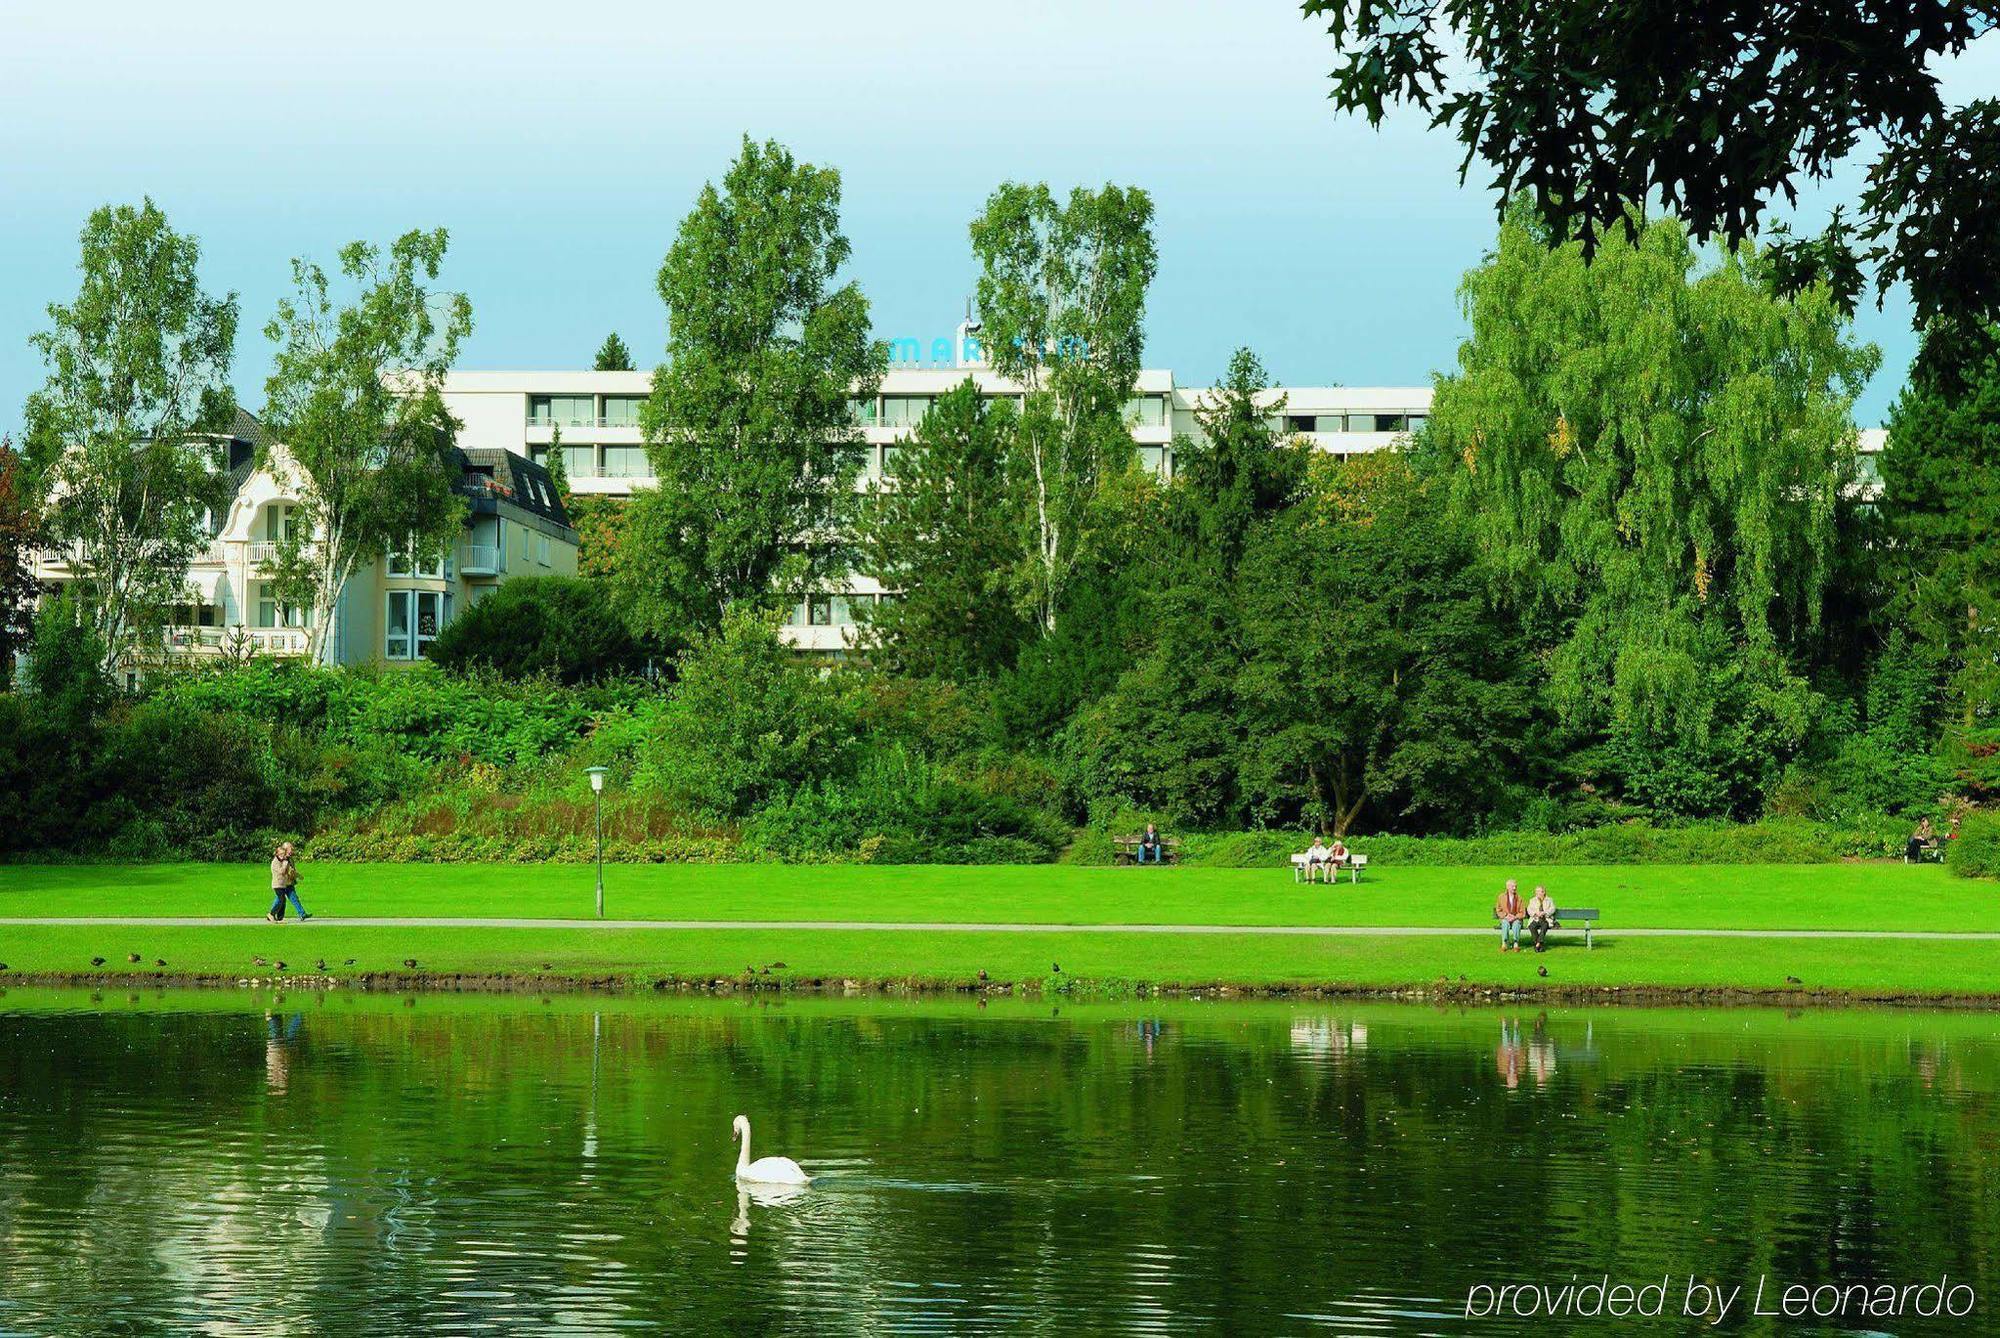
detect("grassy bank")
[2,860,1989,930]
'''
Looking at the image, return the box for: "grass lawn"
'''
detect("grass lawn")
[0,860,1990,930]
[1,861,1993,998]
[0,921,1997,1000]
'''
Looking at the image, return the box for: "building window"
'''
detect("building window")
[1138,445,1168,478]
[1314,415,1346,433]
[808,594,833,626]
[560,443,597,478]
[879,444,904,479]
[263,504,301,542]
[830,595,855,626]
[1361,413,1409,433]
[602,445,650,478]
[386,589,448,660]
[602,395,645,427]
[256,586,310,628]
[1285,414,1316,434]
[848,397,879,425]
[388,537,448,579]
[528,395,596,427]
[1406,414,1428,432]
[1126,396,1166,428]
[881,396,934,428]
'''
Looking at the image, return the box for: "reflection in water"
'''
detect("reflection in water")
[0,992,1996,1333]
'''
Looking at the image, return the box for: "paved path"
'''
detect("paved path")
[5,916,2000,940]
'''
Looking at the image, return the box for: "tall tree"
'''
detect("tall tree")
[593,332,634,371]
[0,439,42,686]
[1304,0,2000,325]
[970,182,1157,631]
[1877,322,2000,740]
[1425,208,1877,814]
[622,137,883,642]
[260,229,473,663]
[23,199,239,673]
[855,379,1032,679]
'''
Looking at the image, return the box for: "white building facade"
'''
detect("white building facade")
[437,367,1441,651]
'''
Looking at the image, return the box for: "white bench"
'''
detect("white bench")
[1291,852,1367,884]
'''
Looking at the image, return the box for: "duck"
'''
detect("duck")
[732,1115,810,1186]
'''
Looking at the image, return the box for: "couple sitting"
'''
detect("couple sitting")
[1494,879,1555,953]
[1303,835,1349,882]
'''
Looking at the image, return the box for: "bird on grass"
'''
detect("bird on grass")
[1051,962,1061,974]
[343,958,355,967]
[1537,965,1549,978]
[403,958,418,970]
[155,959,167,968]
[539,962,552,971]
[1785,975,1803,986]
[90,957,105,967]
[0,963,9,972]
[977,969,988,982]
[315,959,328,973]
[127,953,141,963]
[274,961,287,972]
[252,956,268,968]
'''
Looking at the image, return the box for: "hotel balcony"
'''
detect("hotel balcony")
[159,626,311,657]
[460,543,504,576]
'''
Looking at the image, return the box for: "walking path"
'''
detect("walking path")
[5,916,2000,940]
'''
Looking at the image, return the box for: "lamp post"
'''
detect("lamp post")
[586,767,609,919]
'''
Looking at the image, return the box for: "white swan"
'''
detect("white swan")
[732,1114,810,1185]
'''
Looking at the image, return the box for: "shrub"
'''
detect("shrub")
[1947,811,2000,880]
[427,576,657,684]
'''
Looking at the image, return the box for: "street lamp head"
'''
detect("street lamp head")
[586,766,608,794]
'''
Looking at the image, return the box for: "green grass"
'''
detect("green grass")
[0,860,1988,930]
[0,922,1996,1000]
[1,861,1994,999]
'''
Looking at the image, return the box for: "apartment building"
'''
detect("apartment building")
[33,411,579,677]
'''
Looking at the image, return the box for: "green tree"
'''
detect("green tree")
[1305,0,2000,325]
[970,182,1157,631]
[23,199,239,672]
[427,575,652,684]
[622,137,884,643]
[856,379,1032,680]
[593,331,634,371]
[1234,451,1536,834]
[1878,324,2000,727]
[0,439,41,686]
[260,229,472,663]
[1425,209,1878,815]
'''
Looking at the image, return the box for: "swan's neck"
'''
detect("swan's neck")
[736,1124,750,1172]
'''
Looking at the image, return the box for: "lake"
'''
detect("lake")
[0,989,1994,1333]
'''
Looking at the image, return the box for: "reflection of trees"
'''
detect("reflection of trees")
[0,998,1995,1329]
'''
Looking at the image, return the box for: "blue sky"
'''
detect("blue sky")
[4,1,1992,438]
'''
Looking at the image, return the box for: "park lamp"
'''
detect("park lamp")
[585,767,610,918]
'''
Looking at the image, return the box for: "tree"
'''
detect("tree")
[1424,209,1878,814]
[621,137,884,643]
[1173,348,1307,572]
[1877,320,2000,745]
[259,229,472,663]
[23,199,239,673]
[1304,0,2000,325]
[855,379,1032,679]
[427,575,653,684]
[0,440,41,687]
[970,182,1157,630]
[1234,451,1536,834]
[593,332,634,371]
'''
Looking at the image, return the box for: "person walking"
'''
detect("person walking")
[1526,884,1557,953]
[268,841,310,922]
[1494,878,1526,952]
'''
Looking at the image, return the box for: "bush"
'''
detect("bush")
[427,576,657,684]
[1947,811,2000,879]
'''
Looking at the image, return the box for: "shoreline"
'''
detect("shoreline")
[10,968,2000,1010]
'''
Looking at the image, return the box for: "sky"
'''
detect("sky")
[4,1,1994,439]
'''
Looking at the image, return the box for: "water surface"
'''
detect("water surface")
[0,990,1994,1333]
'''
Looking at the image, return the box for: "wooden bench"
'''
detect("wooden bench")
[1908,843,1946,864]
[1114,835,1182,865]
[1494,907,1598,949]
[1291,852,1368,884]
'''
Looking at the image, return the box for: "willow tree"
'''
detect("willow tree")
[1428,209,1877,814]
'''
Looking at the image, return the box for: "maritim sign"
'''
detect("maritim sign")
[884,327,1089,369]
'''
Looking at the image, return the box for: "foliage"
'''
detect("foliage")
[1425,209,1877,815]
[970,181,1157,630]
[1304,0,2000,325]
[1947,810,2000,880]
[23,198,239,672]
[0,440,41,686]
[426,576,656,684]
[620,137,884,643]
[635,609,857,819]
[855,379,1033,679]
[563,494,629,580]
[260,228,473,661]
[592,331,634,371]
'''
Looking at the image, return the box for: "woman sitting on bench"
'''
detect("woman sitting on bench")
[1526,884,1556,953]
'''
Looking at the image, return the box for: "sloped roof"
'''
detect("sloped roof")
[454,447,573,529]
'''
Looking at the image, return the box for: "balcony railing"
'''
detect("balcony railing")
[460,543,503,574]
[528,415,643,429]
[159,626,310,656]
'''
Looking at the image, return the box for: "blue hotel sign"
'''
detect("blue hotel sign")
[884,334,1088,368]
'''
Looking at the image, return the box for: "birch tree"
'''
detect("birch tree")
[23,200,239,673]
[260,230,472,663]
[969,182,1156,632]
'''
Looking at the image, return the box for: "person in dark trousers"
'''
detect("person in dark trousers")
[1526,884,1557,953]
[268,841,310,922]
[1136,824,1166,864]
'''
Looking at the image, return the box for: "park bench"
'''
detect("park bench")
[1114,835,1182,865]
[1493,907,1598,949]
[1908,843,1946,864]
[1290,852,1369,884]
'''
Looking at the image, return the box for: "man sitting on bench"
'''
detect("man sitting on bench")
[1136,823,1167,865]
[1526,884,1557,953]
